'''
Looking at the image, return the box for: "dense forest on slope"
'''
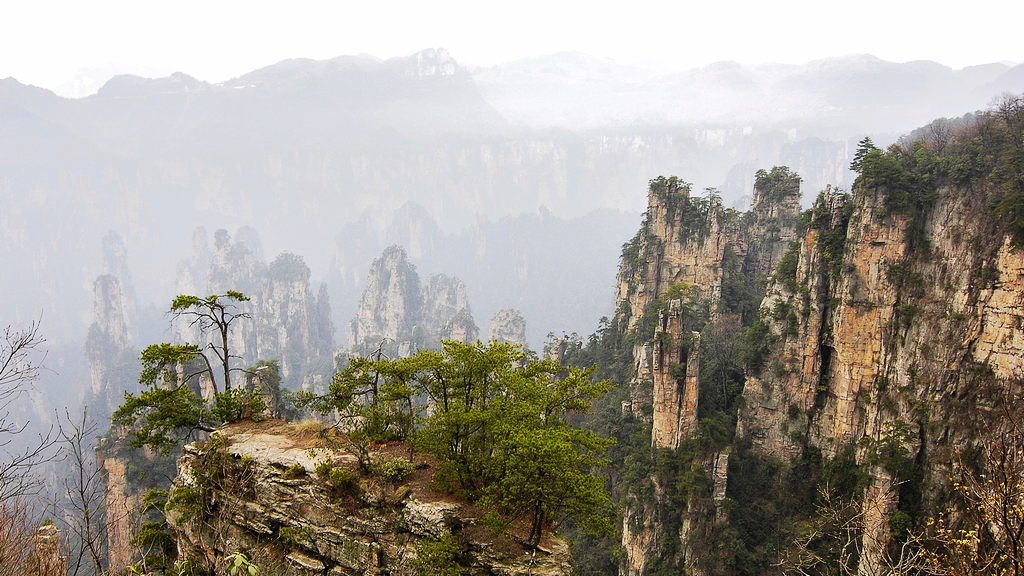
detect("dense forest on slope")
[560,94,1024,576]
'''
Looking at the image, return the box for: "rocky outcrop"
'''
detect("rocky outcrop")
[650,308,699,450]
[422,274,478,343]
[85,231,141,416]
[103,456,142,575]
[350,246,479,356]
[168,421,572,575]
[616,174,801,574]
[489,309,527,345]
[617,137,1024,574]
[350,245,423,350]
[173,227,334,385]
[732,173,1024,570]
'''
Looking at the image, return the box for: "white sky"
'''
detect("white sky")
[2,0,1022,89]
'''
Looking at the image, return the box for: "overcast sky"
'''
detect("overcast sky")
[3,0,1022,89]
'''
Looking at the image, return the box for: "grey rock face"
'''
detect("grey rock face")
[489,309,527,345]
[350,246,479,356]
[169,423,573,575]
[172,227,334,386]
[350,245,423,351]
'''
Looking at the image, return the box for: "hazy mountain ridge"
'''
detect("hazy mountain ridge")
[2,47,1021,378]
[476,52,1024,133]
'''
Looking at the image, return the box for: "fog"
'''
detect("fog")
[1,44,1023,431]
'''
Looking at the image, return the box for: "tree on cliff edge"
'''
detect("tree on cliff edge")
[112,291,265,455]
[298,340,616,549]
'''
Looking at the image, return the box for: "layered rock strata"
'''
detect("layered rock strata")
[618,155,1024,575]
[350,245,479,356]
[174,227,334,384]
[168,422,572,576]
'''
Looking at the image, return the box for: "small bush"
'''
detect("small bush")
[166,486,205,524]
[282,463,306,479]
[371,456,413,482]
[413,534,463,576]
[314,460,333,478]
[329,468,355,489]
[212,388,267,424]
[279,526,315,546]
[787,403,801,420]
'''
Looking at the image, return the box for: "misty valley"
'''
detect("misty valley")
[3,48,1024,576]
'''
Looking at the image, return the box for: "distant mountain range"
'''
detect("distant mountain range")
[2,47,1022,364]
[476,52,1024,133]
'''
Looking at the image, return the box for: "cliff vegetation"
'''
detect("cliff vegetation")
[562,94,1024,576]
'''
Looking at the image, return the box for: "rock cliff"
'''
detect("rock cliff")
[349,246,479,356]
[610,108,1024,576]
[489,309,527,345]
[174,227,334,385]
[167,421,572,575]
[614,172,800,575]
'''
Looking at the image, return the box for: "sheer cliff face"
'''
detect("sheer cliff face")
[615,175,800,575]
[737,178,1024,570]
[615,176,800,436]
[489,309,527,345]
[174,227,334,383]
[168,423,573,576]
[350,245,478,355]
[616,152,1024,574]
[742,178,1024,461]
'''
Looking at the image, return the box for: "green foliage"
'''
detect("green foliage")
[279,526,315,546]
[619,225,647,279]
[166,486,205,524]
[417,342,615,547]
[328,468,355,490]
[224,552,259,576]
[138,343,204,387]
[248,359,286,419]
[112,386,266,455]
[212,387,267,424]
[113,290,269,455]
[131,489,177,571]
[852,99,1024,251]
[696,318,748,451]
[370,455,413,481]
[163,559,203,576]
[112,385,208,455]
[775,243,801,293]
[281,463,306,479]
[648,176,717,241]
[635,282,698,344]
[754,166,802,203]
[741,320,777,375]
[851,137,940,252]
[717,245,762,325]
[787,403,801,420]
[314,460,333,477]
[295,354,418,452]
[298,340,616,548]
[413,534,464,576]
[695,443,869,576]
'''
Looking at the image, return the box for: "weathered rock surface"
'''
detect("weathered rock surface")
[617,174,801,575]
[173,227,334,385]
[168,421,572,575]
[350,245,479,356]
[489,309,527,345]
[618,161,1024,575]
